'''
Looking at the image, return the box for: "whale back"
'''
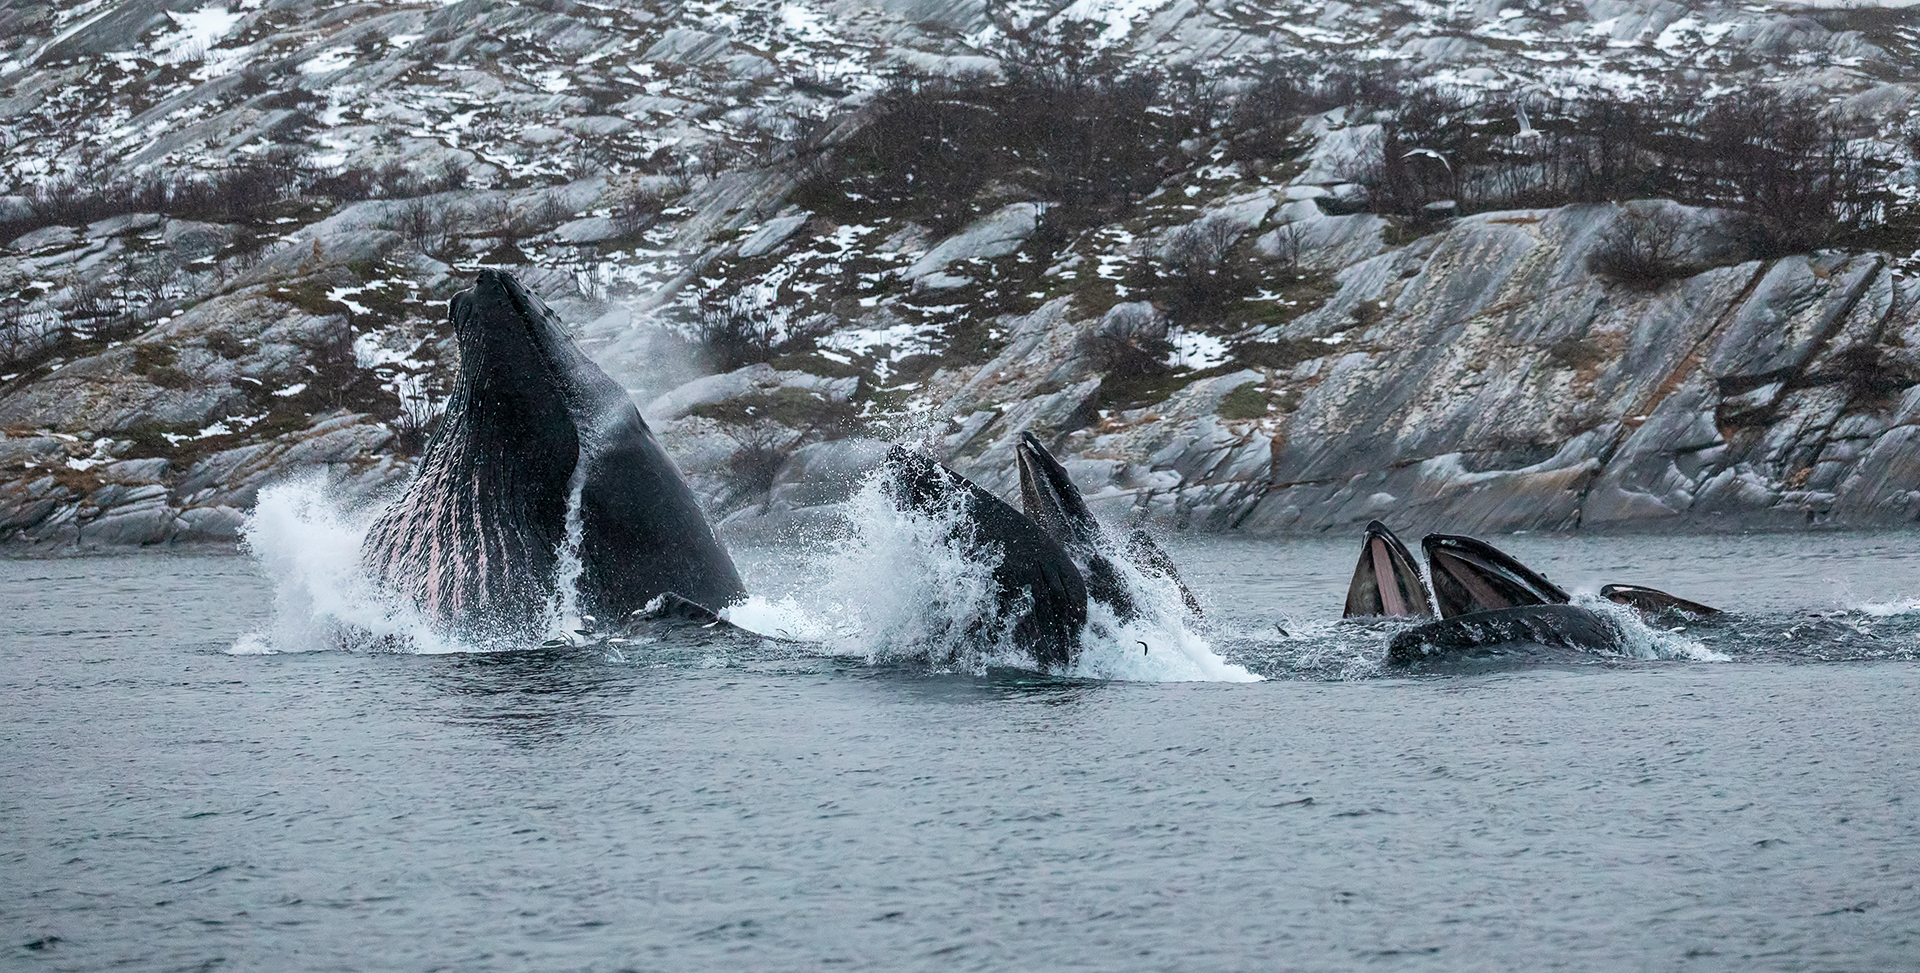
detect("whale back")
[1422,533,1568,619]
[886,446,1087,670]
[1343,521,1433,618]
[1387,604,1622,666]
[361,270,743,639]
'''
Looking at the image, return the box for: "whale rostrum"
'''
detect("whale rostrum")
[361,270,745,640]
[1014,431,1202,619]
[1342,520,1433,619]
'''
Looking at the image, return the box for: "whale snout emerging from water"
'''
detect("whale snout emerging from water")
[361,269,745,640]
[1422,532,1569,618]
[1014,432,1202,618]
[882,445,1087,670]
[1342,520,1433,619]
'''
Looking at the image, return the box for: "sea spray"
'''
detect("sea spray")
[235,475,469,654]
[812,470,1259,681]
[1067,529,1259,682]
[815,474,1017,671]
[1573,591,1728,662]
[544,451,592,643]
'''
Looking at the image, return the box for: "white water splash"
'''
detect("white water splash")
[1850,596,1920,618]
[812,472,1258,681]
[813,476,1018,670]
[545,455,592,643]
[720,595,835,642]
[1574,592,1728,662]
[234,476,471,655]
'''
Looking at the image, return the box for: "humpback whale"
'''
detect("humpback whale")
[1014,432,1202,618]
[1342,527,1614,666]
[361,270,745,640]
[1422,533,1569,618]
[882,446,1087,669]
[1601,584,1722,620]
[1342,520,1432,618]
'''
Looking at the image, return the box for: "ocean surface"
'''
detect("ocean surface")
[6,520,1920,971]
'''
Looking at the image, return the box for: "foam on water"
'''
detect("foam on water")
[1572,592,1729,662]
[234,476,472,655]
[811,472,1258,681]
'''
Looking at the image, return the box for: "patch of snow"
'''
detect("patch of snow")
[153,4,243,64]
[299,46,354,75]
[1167,331,1228,370]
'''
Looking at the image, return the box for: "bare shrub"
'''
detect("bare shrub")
[531,191,572,231]
[1268,220,1308,271]
[718,422,789,511]
[1309,74,1903,250]
[1587,207,1696,288]
[0,302,61,368]
[390,371,439,454]
[1080,302,1172,378]
[608,183,663,239]
[695,292,779,372]
[127,254,182,311]
[799,25,1187,237]
[64,273,118,323]
[392,197,468,258]
[1157,214,1253,322]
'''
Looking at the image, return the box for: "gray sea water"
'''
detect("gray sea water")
[6,529,1920,971]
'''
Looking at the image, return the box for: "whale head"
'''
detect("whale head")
[361,269,744,641]
[1015,431,1100,550]
[1422,533,1568,619]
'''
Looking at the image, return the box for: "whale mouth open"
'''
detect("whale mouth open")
[361,269,744,642]
[1422,533,1569,619]
[1015,432,1098,549]
[1343,520,1433,618]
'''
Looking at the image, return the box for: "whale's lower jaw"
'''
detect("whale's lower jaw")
[1385,604,1623,667]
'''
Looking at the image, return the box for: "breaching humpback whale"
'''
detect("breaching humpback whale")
[881,446,1087,669]
[1014,432,1203,618]
[361,270,745,639]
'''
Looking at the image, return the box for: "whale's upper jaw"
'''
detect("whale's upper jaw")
[1421,533,1569,619]
[1014,432,1098,550]
[450,268,571,388]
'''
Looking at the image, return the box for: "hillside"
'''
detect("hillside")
[2,0,1918,547]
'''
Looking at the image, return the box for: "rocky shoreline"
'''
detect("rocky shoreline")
[4,0,1918,550]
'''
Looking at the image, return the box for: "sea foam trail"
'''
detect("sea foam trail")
[813,473,1260,682]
